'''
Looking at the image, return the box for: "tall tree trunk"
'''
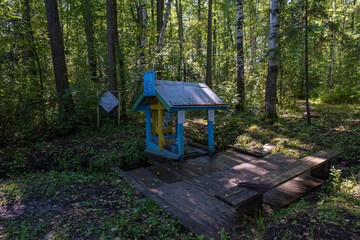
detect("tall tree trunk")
[137,3,147,86]
[205,0,213,89]
[330,0,336,88]
[44,0,70,94]
[156,0,164,42]
[236,0,245,111]
[197,0,202,66]
[82,0,97,81]
[154,0,173,71]
[264,0,280,121]
[21,0,36,75]
[106,0,118,91]
[176,0,185,81]
[351,0,356,31]
[305,0,311,125]
[213,0,217,83]
[151,0,155,23]
[250,0,259,73]
[22,0,46,125]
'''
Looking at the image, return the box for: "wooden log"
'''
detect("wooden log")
[238,194,264,218]
[184,137,209,152]
[310,161,330,179]
[228,145,265,158]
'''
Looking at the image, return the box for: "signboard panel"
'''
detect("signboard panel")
[99,91,119,113]
[143,70,155,96]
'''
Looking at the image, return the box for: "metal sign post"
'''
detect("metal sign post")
[97,91,121,129]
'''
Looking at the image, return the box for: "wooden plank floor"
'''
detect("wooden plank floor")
[119,151,325,238]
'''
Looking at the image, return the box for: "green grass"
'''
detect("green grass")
[0,171,194,239]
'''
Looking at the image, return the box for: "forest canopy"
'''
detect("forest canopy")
[0,0,359,146]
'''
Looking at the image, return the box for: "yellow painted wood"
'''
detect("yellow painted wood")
[150,100,166,110]
[151,110,157,135]
[157,108,165,150]
[150,100,166,151]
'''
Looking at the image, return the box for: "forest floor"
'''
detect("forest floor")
[1,101,359,239]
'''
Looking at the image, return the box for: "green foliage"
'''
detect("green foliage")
[319,86,360,104]
[330,167,360,198]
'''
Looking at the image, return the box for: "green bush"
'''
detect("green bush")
[319,86,360,104]
[89,138,146,172]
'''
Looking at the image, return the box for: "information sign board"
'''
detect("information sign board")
[99,91,119,113]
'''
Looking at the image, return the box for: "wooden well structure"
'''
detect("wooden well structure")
[132,71,227,160]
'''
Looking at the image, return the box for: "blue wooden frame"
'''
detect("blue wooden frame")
[207,110,215,154]
[143,106,217,161]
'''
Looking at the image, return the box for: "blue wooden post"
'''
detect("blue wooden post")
[177,111,185,161]
[207,110,215,155]
[145,105,152,148]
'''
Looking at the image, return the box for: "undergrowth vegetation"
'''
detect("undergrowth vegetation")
[0,123,147,178]
[1,101,359,239]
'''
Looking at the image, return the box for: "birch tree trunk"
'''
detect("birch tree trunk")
[205,0,213,89]
[175,0,185,81]
[106,0,118,91]
[213,0,217,80]
[154,0,173,71]
[250,0,259,72]
[197,0,202,68]
[137,3,147,85]
[264,0,280,121]
[236,0,245,111]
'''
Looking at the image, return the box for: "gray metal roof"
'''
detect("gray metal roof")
[156,80,227,109]
[132,80,228,111]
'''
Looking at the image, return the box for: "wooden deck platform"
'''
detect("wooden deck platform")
[113,151,334,237]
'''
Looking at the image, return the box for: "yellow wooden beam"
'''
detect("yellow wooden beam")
[157,108,165,151]
[150,100,166,151]
[150,100,166,110]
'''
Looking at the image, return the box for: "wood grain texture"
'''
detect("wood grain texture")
[112,150,341,237]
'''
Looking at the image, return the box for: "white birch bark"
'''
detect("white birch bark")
[268,0,280,68]
[154,0,173,69]
[264,0,280,120]
[236,0,245,110]
[137,3,147,85]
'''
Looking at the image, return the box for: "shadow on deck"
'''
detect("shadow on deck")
[113,151,330,237]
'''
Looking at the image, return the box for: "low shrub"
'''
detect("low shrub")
[319,86,360,104]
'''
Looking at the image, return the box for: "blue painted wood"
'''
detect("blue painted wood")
[143,70,156,96]
[145,139,159,150]
[177,123,184,161]
[145,105,152,140]
[207,110,215,155]
[149,134,177,140]
[145,148,180,160]
[145,139,180,160]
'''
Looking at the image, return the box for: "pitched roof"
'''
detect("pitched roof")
[132,80,227,111]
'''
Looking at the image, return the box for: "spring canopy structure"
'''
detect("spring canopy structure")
[132,71,227,161]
